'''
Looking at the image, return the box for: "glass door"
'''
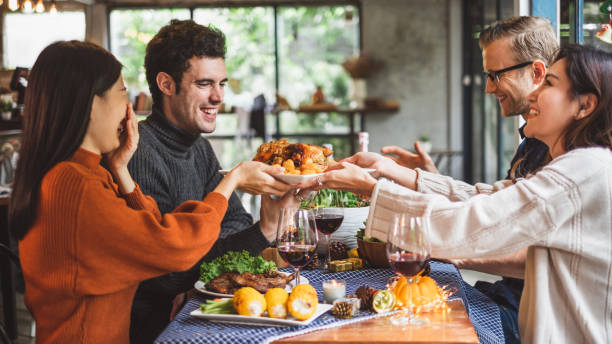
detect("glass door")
[462,0,517,184]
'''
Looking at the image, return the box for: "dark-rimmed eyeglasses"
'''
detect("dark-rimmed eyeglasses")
[484,61,533,85]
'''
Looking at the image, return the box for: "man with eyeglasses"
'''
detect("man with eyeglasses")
[381,16,558,343]
[468,16,557,344]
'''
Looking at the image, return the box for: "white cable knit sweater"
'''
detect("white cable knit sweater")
[366,147,612,343]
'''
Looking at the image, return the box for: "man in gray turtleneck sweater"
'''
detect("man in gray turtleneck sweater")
[127,20,293,344]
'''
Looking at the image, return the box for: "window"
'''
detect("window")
[194,7,276,110]
[109,8,191,96]
[278,6,358,108]
[3,11,85,69]
[582,0,612,52]
[109,4,360,168]
[560,0,612,52]
[193,7,276,168]
[277,5,359,145]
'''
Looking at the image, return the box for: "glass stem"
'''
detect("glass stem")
[326,234,331,264]
[295,267,301,285]
[407,278,413,319]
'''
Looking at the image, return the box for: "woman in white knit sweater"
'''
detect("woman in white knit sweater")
[299,44,612,343]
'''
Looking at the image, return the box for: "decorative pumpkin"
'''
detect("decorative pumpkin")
[233,287,266,317]
[287,284,318,320]
[264,288,289,319]
[392,275,440,309]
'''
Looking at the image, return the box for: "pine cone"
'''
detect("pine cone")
[355,285,377,311]
[332,301,354,318]
[329,241,349,260]
[303,253,319,270]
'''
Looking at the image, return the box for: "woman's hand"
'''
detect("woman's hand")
[296,162,377,196]
[340,152,413,184]
[106,103,139,172]
[106,103,139,194]
[339,152,398,177]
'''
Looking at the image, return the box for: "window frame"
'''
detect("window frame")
[1,9,87,69]
[107,1,363,162]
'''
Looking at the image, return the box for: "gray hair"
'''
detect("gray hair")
[479,16,559,66]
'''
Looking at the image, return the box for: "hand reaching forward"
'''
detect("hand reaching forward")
[340,152,398,178]
[381,141,439,174]
[296,161,377,196]
[334,151,419,191]
[229,161,294,197]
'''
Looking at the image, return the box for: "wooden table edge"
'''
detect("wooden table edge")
[272,299,478,344]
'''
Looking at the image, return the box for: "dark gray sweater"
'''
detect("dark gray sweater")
[127,108,270,342]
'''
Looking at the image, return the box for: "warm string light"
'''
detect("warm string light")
[49,0,57,14]
[21,0,33,13]
[8,0,19,11]
[34,0,44,13]
[6,0,57,13]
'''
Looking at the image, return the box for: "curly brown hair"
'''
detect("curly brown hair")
[145,19,226,107]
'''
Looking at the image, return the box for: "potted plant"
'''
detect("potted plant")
[418,135,432,153]
[0,96,14,121]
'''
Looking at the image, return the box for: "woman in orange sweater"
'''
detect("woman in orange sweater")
[8,41,292,343]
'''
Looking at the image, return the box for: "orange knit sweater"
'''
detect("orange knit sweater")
[18,148,228,343]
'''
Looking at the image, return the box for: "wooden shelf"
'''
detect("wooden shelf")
[270,106,399,154]
[205,106,400,155]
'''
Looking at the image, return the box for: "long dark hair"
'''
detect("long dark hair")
[558,44,612,151]
[9,41,122,240]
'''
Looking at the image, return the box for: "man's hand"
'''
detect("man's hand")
[444,248,527,279]
[230,162,294,197]
[381,141,439,174]
[259,192,299,242]
[169,290,195,321]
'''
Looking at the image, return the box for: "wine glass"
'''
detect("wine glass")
[313,192,344,268]
[276,208,319,285]
[386,213,431,326]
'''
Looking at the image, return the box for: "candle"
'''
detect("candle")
[322,279,346,304]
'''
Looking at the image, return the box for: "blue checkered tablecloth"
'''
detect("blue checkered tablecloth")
[154,261,504,344]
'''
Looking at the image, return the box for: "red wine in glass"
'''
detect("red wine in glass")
[388,252,430,277]
[278,244,317,267]
[314,214,344,235]
[313,208,344,269]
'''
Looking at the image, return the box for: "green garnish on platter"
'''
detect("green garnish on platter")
[199,250,276,284]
